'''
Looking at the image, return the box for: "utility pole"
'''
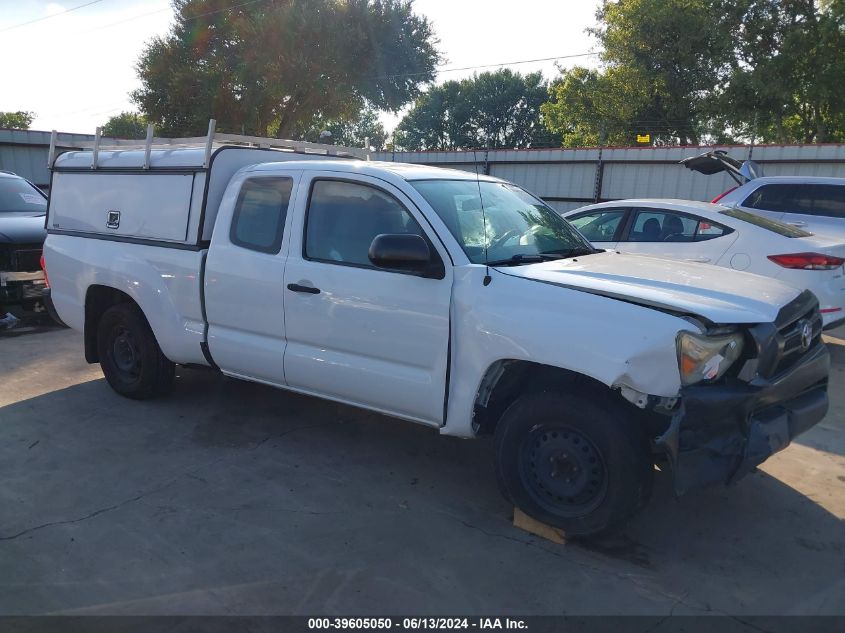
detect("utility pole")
[593,125,608,203]
[748,112,758,160]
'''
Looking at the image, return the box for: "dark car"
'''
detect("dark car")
[0,170,49,320]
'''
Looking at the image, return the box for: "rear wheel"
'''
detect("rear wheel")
[97,303,174,399]
[494,391,653,537]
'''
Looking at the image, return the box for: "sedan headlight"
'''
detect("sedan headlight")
[676,331,744,386]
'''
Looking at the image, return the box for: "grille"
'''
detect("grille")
[772,304,823,377]
[11,246,42,272]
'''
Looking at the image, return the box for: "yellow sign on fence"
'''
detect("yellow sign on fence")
[636,134,651,144]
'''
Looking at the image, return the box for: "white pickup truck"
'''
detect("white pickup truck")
[43,132,830,536]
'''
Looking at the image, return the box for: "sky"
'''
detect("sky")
[0,0,602,135]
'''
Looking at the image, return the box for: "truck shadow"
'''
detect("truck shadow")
[1,368,843,614]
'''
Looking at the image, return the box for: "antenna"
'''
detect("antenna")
[472,148,492,286]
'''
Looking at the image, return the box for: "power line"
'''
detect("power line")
[379,52,599,80]
[438,52,599,74]
[0,0,108,34]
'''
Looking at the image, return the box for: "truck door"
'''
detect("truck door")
[282,173,452,426]
[204,171,300,385]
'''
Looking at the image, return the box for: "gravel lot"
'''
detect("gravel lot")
[1,325,843,615]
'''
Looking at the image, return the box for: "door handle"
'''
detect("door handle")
[685,257,711,263]
[788,221,808,227]
[287,283,320,295]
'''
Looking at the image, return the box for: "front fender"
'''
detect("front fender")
[443,266,690,437]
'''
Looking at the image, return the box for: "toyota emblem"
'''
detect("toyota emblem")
[799,320,813,352]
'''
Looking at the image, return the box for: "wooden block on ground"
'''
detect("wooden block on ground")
[513,507,566,544]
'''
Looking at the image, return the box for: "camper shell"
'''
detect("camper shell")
[47,125,366,249]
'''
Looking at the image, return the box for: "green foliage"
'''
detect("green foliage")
[101,112,148,139]
[395,69,561,150]
[133,0,440,139]
[543,0,845,146]
[718,0,845,143]
[297,108,388,150]
[544,0,735,146]
[542,66,654,147]
[0,111,34,130]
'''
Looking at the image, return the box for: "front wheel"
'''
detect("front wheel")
[97,303,175,399]
[494,391,653,538]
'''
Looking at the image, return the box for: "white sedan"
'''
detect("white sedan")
[563,199,845,330]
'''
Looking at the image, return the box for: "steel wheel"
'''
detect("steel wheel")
[97,303,174,399]
[519,424,608,518]
[110,325,142,380]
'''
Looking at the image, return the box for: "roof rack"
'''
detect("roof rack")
[48,119,370,169]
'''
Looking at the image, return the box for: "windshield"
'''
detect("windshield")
[720,208,811,238]
[0,177,47,214]
[411,179,594,264]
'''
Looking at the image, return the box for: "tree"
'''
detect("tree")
[0,111,34,130]
[394,69,560,150]
[718,0,845,143]
[541,66,653,147]
[297,107,388,150]
[133,0,440,139]
[101,111,148,138]
[543,0,736,147]
[543,0,845,147]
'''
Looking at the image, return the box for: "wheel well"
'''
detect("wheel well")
[471,360,662,437]
[84,285,136,363]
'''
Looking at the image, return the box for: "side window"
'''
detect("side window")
[230,177,293,254]
[694,219,731,241]
[744,183,845,218]
[808,185,845,218]
[628,209,696,243]
[305,179,425,269]
[744,184,805,213]
[568,209,626,242]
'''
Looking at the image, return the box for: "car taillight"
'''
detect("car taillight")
[40,253,50,288]
[767,253,845,270]
[711,187,737,203]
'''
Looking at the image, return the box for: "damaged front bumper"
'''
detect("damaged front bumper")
[657,342,829,494]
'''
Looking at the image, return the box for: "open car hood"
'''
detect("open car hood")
[680,150,764,183]
[498,251,800,326]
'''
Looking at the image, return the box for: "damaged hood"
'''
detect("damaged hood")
[0,212,47,244]
[498,251,801,325]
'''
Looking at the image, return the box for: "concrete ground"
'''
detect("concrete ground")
[1,326,843,616]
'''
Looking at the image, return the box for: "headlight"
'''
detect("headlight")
[676,330,744,386]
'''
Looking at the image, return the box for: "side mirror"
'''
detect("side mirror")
[368,233,435,275]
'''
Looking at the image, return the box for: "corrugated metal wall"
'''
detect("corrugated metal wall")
[4,130,845,203]
[0,129,101,188]
[374,144,845,213]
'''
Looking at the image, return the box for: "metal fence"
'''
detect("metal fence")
[4,129,845,204]
[373,144,845,213]
[0,129,111,189]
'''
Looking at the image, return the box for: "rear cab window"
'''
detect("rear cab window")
[720,208,812,238]
[230,177,293,254]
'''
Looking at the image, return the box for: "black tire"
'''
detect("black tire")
[96,303,175,400]
[494,391,653,538]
